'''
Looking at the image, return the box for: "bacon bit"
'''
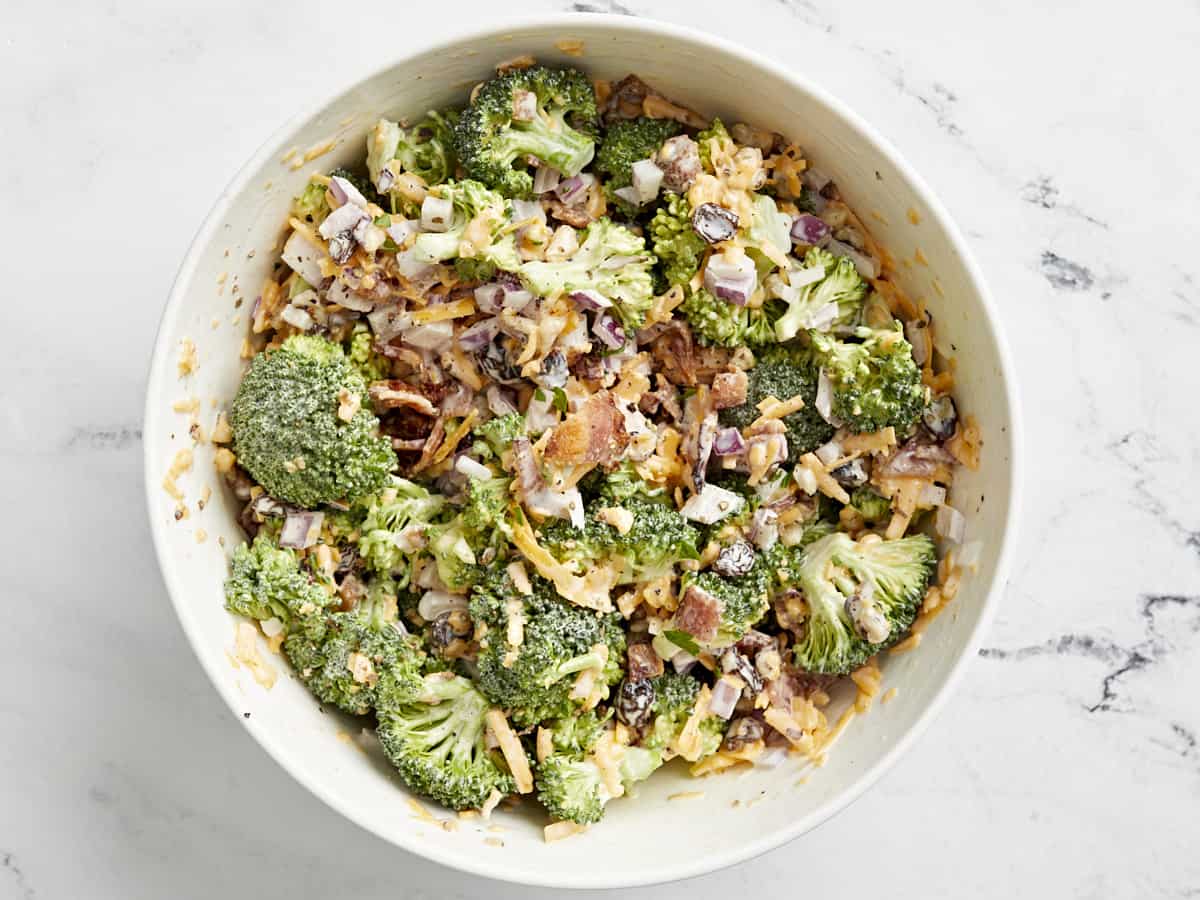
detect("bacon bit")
[211,411,233,444]
[336,388,361,422]
[485,709,534,794]
[642,93,708,129]
[409,418,446,475]
[711,370,748,410]
[177,338,198,377]
[368,381,438,416]
[628,643,664,681]
[162,448,194,501]
[648,320,698,386]
[797,453,850,504]
[675,583,720,642]
[544,392,629,466]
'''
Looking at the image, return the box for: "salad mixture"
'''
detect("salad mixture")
[216,60,981,836]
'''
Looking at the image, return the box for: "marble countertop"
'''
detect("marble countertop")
[3,0,1198,897]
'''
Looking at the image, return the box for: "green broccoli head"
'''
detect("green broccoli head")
[410,179,515,266]
[470,567,626,728]
[519,218,656,331]
[472,413,525,460]
[580,461,667,506]
[678,288,781,348]
[792,532,936,674]
[774,247,868,342]
[540,494,701,585]
[717,347,834,461]
[422,476,514,592]
[356,478,447,584]
[230,336,396,509]
[455,66,598,198]
[376,672,517,810]
[850,487,893,523]
[546,709,609,758]
[810,326,927,434]
[366,110,459,190]
[293,178,330,224]
[283,585,425,716]
[675,561,770,650]
[453,255,498,284]
[224,533,334,629]
[346,324,390,383]
[649,193,706,287]
[595,117,682,215]
[642,670,702,750]
[536,754,607,824]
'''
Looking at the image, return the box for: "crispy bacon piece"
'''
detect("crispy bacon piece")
[603,74,652,121]
[877,436,957,478]
[711,370,748,410]
[648,320,697,387]
[367,380,449,416]
[627,643,664,681]
[409,418,446,474]
[543,392,629,466]
[675,583,720,643]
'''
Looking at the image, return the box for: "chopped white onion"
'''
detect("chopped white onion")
[280,305,314,331]
[455,455,494,481]
[329,175,368,209]
[325,279,374,313]
[319,202,369,240]
[289,289,317,308]
[394,247,435,279]
[533,165,562,195]
[418,589,468,621]
[486,385,518,417]
[671,650,697,675]
[828,238,878,280]
[703,254,757,306]
[386,218,420,247]
[260,617,285,638]
[511,198,545,225]
[474,283,506,314]
[757,745,789,769]
[680,484,745,525]
[805,301,840,332]
[630,158,664,203]
[749,507,779,551]
[281,231,326,285]
[527,486,585,529]
[420,195,454,232]
[958,540,983,571]
[709,676,741,720]
[403,320,453,350]
[502,289,534,311]
[936,504,966,543]
[613,185,641,207]
[278,510,323,549]
[787,265,825,288]
[803,166,832,192]
[815,369,837,424]
[367,304,410,341]
[918,483,947,507]
[814,440,842,466]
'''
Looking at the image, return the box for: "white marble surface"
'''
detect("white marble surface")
[3,0,1198,896]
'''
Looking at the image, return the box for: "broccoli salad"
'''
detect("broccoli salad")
[217,61,982,835]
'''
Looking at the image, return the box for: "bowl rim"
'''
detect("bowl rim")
[143,12,1023,889]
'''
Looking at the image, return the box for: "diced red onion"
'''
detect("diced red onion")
[486,385,518,417]
[790,213,830,246]
[592,313,626,349]
[749,507,779,551]
[418,589,467,621]
[815,369,836,424]
[671,649,697,675]
[681,483,745,524]
[367,304,409,342]
[533,165,562,195]
[319,202,369,240]
[280,305,314,331]
[555,173,594,204]
[455,455,493,481]
[329,175,368,209]
[420,195,454,232]
[814,440,842,466]
[936,504,966,543]
[325,279,374,313]
[569,289,612,310]
[386,218,420,247]
[457,317,500,352]
[511,198,545,224]
[629,158,664,203]
[403,320,453,350]
[918,483,947,507]
[511,437,545,495]
[613,185,641,207]
[474,283,506,314]
[828,239,878,280]
[803,166,832,192]
[709,676,741,720]
[703,254,756,306]
[713,427,747,456]
[278,510,324,549]
[281,231,326,285]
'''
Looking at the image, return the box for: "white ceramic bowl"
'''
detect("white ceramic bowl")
[144,14,1020,889]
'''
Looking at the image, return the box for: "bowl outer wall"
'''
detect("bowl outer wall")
[143,13,1022,889]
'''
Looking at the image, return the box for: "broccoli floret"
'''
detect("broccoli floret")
[696,118,732,173]
[809,326,926,434]
[230,336,396,508]
[453,256,497,284]
[223,533,334,631]
[293,178,329,224]
[641,670,702,750]
[718,347,834,461]
[472,413,524,459]
[581,461,667,505]
[677,288,781,348]
[519,218,655,330]
[851,487,892,523]
[773,247,868,342]
[595,117,682,215]
[422,476,513,592]
[675,561,770,649]
[470,567,625,728]
[648,193,706,286]
[410,179,518,269]
[546,710,609,758]
[791,532,936,674]
[747,193,794,262]
[455,66,598,198]
[346,324,390,383]
[376,672,517,810]
[283,580,425,715]
[356,478,448,584]
[366,110,459,190]
[540,494,701,585]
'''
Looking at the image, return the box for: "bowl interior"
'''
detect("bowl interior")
[144,16,1017,889]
